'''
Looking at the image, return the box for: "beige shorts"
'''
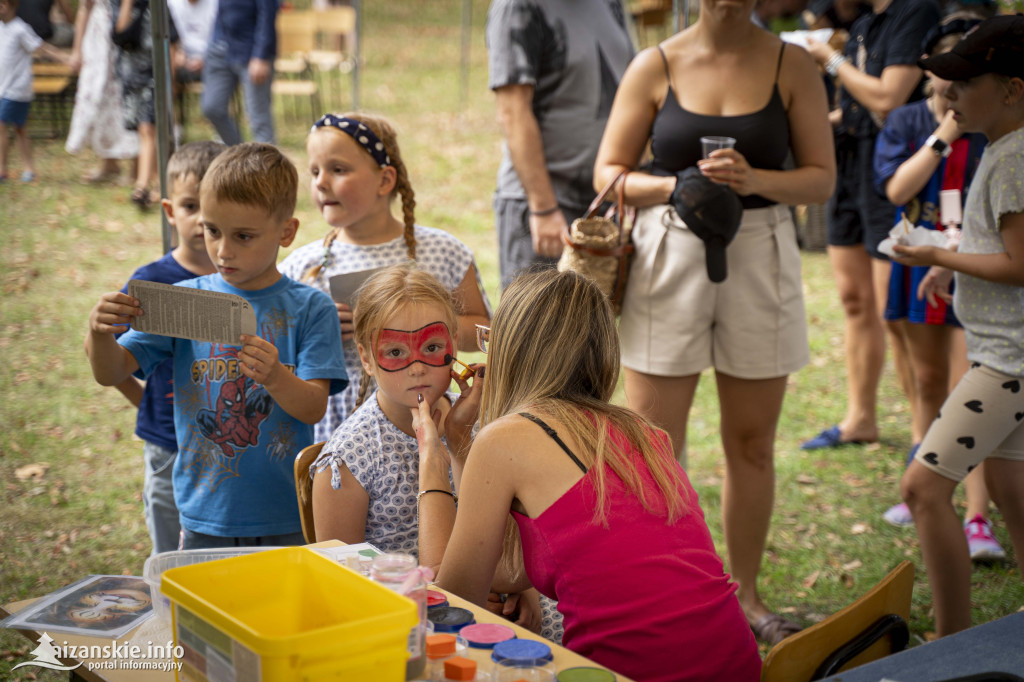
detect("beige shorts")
[619,203,809,379]
[915,364,1024,482]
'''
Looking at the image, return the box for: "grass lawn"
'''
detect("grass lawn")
[1,1,1021,677]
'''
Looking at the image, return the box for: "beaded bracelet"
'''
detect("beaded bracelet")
[417,489,458,504]
[825,52,849,78]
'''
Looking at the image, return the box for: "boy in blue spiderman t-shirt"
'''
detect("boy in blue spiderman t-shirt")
[87,142,348,549]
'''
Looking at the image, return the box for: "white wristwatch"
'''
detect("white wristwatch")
[925,134,953,158]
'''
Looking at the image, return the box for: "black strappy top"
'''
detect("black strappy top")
[519,412,588,474]
[650,44,791,209]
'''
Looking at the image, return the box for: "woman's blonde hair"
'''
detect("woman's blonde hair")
[303,112,418,282]
[481,270,688,574]
[352,264,459,408]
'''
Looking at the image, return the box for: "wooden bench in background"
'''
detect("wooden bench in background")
[30,61,76,139]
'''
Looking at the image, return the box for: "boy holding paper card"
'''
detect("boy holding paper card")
[86,142,348,550]
[97,140,224,555]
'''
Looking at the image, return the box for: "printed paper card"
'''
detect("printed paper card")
[127,280,257,345]
[328,266,392,307]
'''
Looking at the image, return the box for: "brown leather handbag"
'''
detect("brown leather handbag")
[556,170,634,314]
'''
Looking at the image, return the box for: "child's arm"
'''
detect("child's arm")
[311,459,370,543]
[893,213,1024,286]
[237,334,329,423]
[883,110,960,207]
[85,292,142,386]
[114,376,145,408]
[414,396,457,573]
[34,41,69,64]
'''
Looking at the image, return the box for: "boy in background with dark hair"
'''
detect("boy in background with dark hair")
[101,140,225,554]
[86,142,348,550]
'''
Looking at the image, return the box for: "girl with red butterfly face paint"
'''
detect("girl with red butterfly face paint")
[309,265,483,562]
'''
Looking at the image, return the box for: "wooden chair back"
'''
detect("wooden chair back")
[273,10,321,121]
[294,441,324,544]
[276,9,316,56]
[307,6,358,109]
[314,6,356,50]
[761,561,915,682]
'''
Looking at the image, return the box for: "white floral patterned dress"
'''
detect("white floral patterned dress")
[65,0,138,159]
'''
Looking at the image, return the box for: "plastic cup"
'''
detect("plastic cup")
[939,189,962,226]
[493,667,556,682]
[701,135,736,159]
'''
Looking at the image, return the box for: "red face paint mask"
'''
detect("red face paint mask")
[374,322,454,373]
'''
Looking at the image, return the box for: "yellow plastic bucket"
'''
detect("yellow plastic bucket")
[161,546,416,681]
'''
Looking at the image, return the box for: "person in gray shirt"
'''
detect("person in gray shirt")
[486,0,633,289]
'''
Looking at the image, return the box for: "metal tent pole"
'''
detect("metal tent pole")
[459,0,471,111]
[352,0,361,109]
[150,0,174,253]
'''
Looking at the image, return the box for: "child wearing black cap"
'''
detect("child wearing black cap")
[890,13,1024,637]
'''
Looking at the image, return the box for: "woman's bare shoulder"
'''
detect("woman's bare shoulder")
[623,44,671,81]
[476,413,543,445]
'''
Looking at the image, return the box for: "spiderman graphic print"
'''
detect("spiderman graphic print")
[118,274,347,537]
[196,376,272,457]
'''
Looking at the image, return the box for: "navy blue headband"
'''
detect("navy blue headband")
[311,114,392,168]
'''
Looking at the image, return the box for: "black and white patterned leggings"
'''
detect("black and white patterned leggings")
[914,364,1024,481]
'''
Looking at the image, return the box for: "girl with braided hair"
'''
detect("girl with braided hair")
[280,112,491,442]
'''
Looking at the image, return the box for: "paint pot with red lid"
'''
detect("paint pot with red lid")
[427,589,449,610]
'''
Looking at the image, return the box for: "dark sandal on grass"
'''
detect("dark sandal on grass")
[800,425,869,451]
[130,186,152,210]
[751,613,803,645]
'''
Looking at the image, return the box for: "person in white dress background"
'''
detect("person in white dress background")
[66,0,138,184]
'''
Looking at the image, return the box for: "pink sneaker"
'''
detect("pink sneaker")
[883,502,914,528]
[964,515,1006,561]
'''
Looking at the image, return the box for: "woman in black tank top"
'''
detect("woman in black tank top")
[593,0,836,648]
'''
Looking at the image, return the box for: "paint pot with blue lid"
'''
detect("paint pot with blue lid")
[557,667,617,681]
[491,639,556,681]
[428,605,476,633]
